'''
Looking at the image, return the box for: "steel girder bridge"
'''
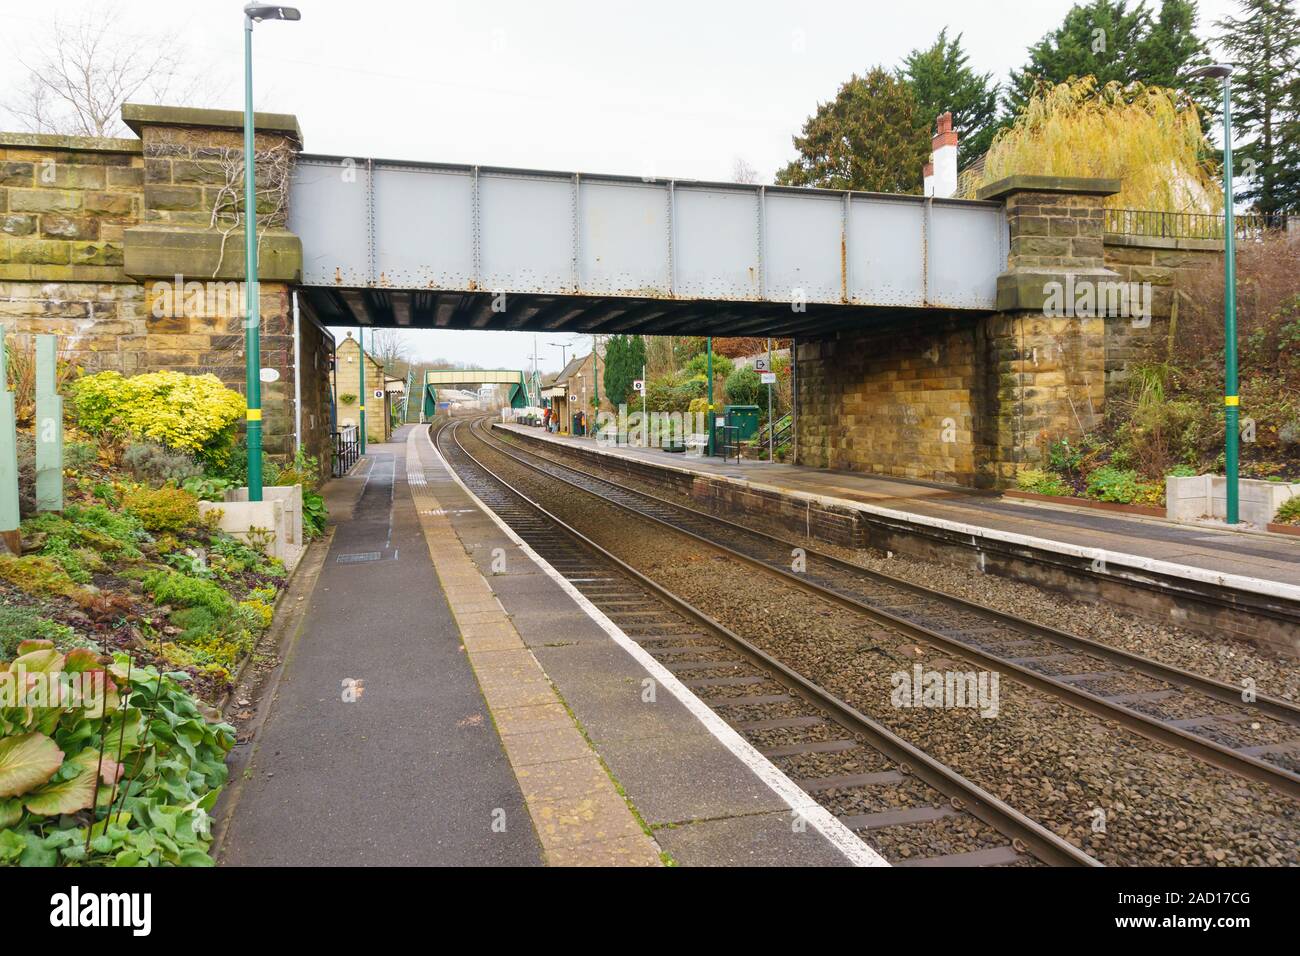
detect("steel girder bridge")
[290,155,1009,338]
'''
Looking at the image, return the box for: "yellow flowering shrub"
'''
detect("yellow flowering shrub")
[70,371,246,466]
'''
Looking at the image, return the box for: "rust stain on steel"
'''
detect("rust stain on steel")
[840,233,848,303]
[334,266,343,285]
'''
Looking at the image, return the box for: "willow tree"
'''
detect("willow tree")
[961,77,1221,212]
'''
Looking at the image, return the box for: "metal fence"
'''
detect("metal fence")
[1104,207,1290,241]
[332,425,360,478]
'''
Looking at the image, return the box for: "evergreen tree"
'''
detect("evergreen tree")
[1005,1,1211,120]
[900,28,1002,167]
[602,334,647,407]
[776,67,931,193]
[1216,0,1300,214]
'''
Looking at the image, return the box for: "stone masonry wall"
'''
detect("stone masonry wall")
[795,312,989,486]
[0,115,326,470]
[1101,236,1222,396]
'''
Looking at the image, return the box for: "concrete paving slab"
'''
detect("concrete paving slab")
[595,733,791,825]
[654,811,854,867]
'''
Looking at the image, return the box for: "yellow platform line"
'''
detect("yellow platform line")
[405,428,662,867]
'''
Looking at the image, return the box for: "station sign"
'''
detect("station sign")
[374,388,385,399]
[753,357,770,372]
[633,379,645,393]
[760,372,777,384]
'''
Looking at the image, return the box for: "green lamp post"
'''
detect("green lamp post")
[242,4,300,502]
[1189,63,1239,524]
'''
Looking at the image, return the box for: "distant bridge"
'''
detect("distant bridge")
[422,368,532,416]
[289,156,1008,338]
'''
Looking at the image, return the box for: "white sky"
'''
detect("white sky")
[2,0,1244,372]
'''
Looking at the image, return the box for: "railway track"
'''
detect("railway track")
[472,418,1300,799]
[435,416,1099,867]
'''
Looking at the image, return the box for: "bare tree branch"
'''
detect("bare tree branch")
[4,2,220,138]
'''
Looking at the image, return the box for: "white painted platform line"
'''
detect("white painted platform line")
[423,425,889,868]
[497,424,1300,603]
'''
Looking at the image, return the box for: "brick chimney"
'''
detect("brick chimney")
[923,112,958,199]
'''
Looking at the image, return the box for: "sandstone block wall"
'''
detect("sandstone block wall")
[794,313,987,486]
[0,115,328,473]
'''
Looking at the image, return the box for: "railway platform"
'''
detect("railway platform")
[497,424,1299,586]
[217,425,866,867]
[495,423,1300,652]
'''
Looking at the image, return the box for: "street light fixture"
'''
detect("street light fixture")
[1187,63,1239,524]
[242,3,300,503]
[549,342,569,369]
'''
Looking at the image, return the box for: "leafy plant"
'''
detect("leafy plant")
[1274,496,1300,526]
[0,644,234,867]
[0,607,79,658]
[302,490,327,539]
[181,475,233,502]
[141,569,233,619]
[1015,467,1071,497]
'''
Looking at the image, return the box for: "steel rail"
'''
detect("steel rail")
[472,418,1300,800]
[439,418,1101,867]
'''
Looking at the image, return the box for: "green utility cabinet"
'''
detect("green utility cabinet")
[725,405,761,441]
[711,405,761,457]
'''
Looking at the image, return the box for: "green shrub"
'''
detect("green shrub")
[1085,466,1164,505]
[1016,468,1072,497]
[70,370,245,468]
[122,442,204,484]
[123,486,200,533]
[1085,465,1140,502]
[0,555,84,599]
[683,352,734,382]
[0,605,79,658]
[38,536,95,584]
[723,367,762,407]
[1274,496,1300,526]
[141,569,233,618]
[63,441,97,470]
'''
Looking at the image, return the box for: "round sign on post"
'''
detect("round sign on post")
[259,368,280,383]
[633,379,645,393]
[374,388,385,400]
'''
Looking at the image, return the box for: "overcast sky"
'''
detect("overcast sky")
[2,0,1244,372]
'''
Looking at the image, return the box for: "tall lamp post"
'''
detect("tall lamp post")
[242,4,300,502]
[1188,63,1239,524]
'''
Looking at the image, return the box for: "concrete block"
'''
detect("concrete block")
[198,497,288,560]
[1167,474,1300,528]
[228,483,303,548]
